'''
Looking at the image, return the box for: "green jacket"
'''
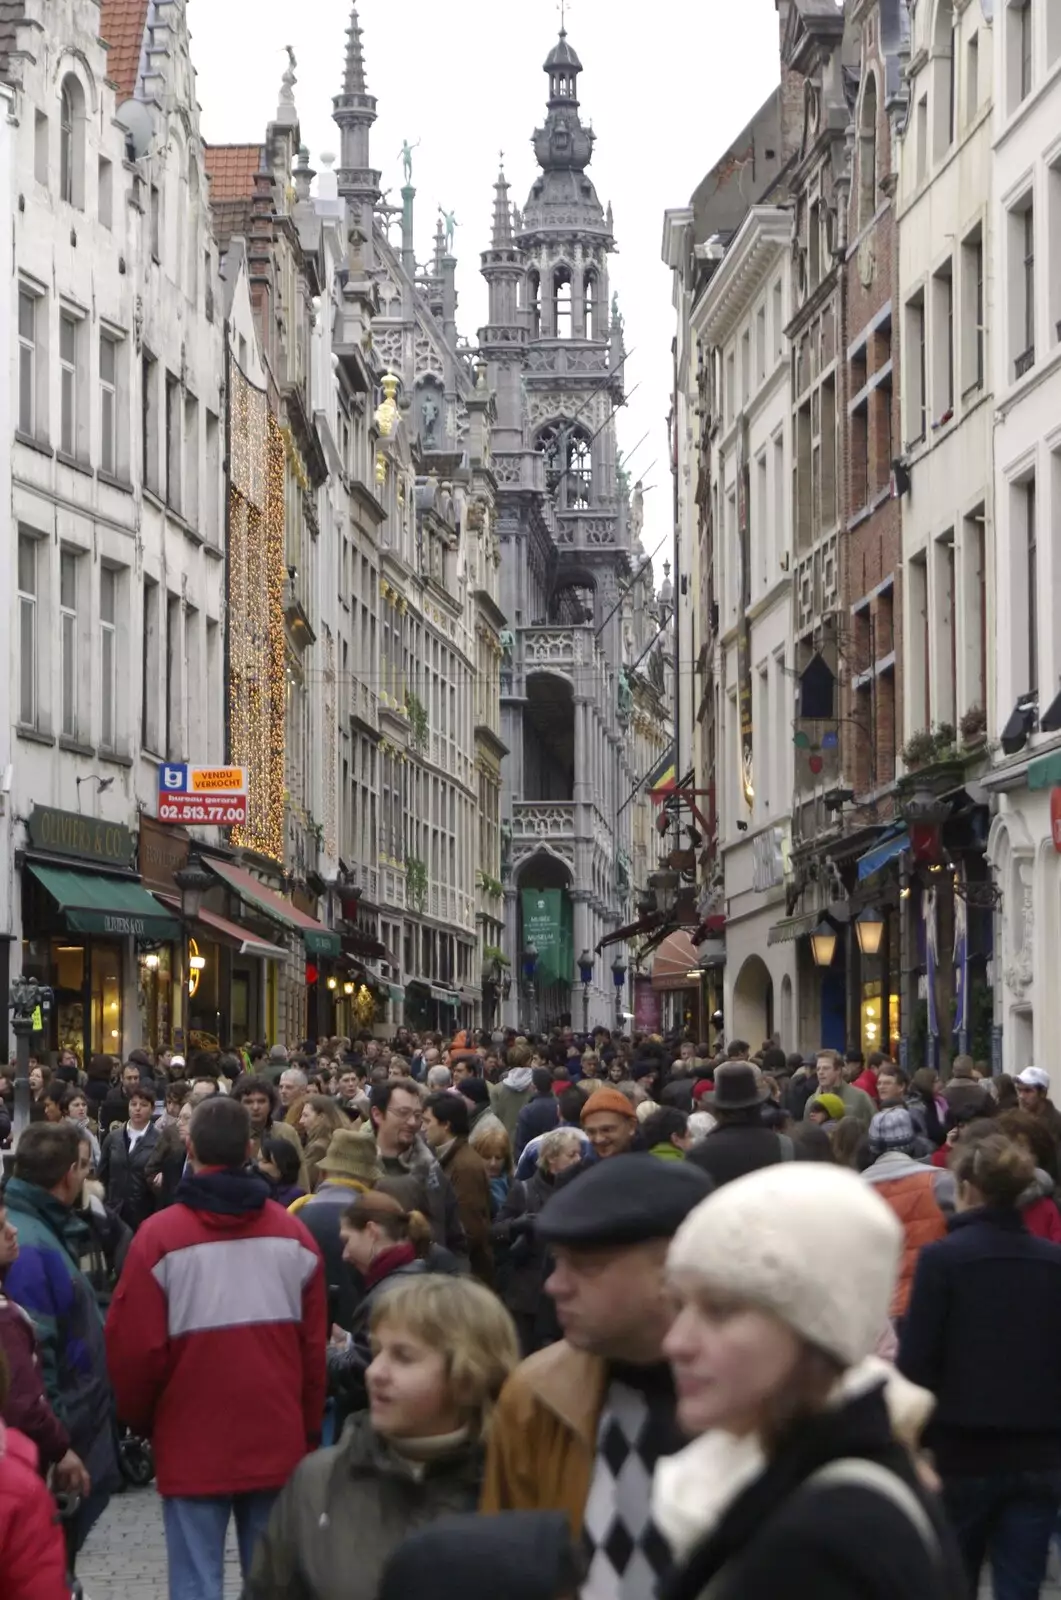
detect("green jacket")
[245,1412,483,1600]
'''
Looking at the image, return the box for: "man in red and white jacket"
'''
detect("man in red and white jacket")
[106,1095,326,1600]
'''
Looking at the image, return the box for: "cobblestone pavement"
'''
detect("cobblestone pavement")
[73,1480,1061,1599]
[77,1485,241,1599]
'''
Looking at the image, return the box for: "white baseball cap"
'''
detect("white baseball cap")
[1016,1066,1049,1091]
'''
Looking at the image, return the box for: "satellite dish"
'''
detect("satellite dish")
[115,99,156,160]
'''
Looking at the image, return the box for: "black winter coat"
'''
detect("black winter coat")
[328,1257,429,1419]
[685,1120,791,1188]
[96,1123,160,1230]
[899,1206,1061,1474]
[663,1386,965,1600]
[491,1168,555,1316]
[245,1411,483,1600]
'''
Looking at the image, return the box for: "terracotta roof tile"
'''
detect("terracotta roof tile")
[204,144,265,203]
[99,0,149,102]
[205,145,266,253]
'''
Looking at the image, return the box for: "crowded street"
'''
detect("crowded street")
[2,0,1058,1596]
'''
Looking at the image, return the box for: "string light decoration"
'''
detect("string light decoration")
[228,363,287,863]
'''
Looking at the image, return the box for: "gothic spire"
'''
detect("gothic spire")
[333,1,380,216]
[343,3,368,95]
[491,158,513,248]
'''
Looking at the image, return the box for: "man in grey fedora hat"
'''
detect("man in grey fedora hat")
[685,1061,798,1188]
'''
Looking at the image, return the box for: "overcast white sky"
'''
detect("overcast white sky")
[189,0,780,568]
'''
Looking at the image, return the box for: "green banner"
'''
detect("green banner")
[522,889,565,986]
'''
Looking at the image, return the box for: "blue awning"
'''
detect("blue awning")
[857,826,909,881]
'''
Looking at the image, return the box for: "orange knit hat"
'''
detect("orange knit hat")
[581,1087,636,1124]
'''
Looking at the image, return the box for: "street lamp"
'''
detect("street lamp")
[854,906,885,958]
[173,854,214,1048]
[611,952,627,1033]
[809,921,838,968]
[577,948,594,1037]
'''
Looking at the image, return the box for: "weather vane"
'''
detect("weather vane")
[558,0,572,31]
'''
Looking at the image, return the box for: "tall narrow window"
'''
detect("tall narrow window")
[1024,205,1036,366]
[18,289,36,437]
[859,75,878,228]
[60,550,78,739]
[59,82,73,203]
[905,291,927,442]
[59,313,77,457]
[98,157,113,230]
[585,272,598,340]
[150,184,161,260]
[142,577,160,751]
[553,267,572,339]
[100,334,117,476]
[961,227,984,392]
[165,594,181,759]
[1012,200,1036,378]
[165,372,181,510]
[932,1,956,160]
[142,350,159,492]
[100,567,117,752]
[205,410,220,544]
[58,76,84,208]
[17,535,37,728]
[33,111,48,186]
[184,394,199,528]
[1020,0,1033,102]
[932,262,954,418]
[967,33,980,123]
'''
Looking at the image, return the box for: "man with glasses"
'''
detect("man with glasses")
[3,1124,118,1549]
[368,1079,467,1261]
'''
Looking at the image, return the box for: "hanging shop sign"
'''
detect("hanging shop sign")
[27,805,134,867]
[157,764,248,826]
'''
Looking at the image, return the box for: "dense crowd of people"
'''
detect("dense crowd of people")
[1,1025,1061,1598]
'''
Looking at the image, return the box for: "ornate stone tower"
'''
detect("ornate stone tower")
[482,31,634,1031]
[332,4,381,268]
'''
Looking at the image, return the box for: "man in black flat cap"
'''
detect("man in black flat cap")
[686,1060,797,1188]
[481,1155,713,1600]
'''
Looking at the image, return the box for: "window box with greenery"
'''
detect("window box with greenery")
[959,705,987,746]
[405,855,428,910]
[476,870,504,899]
[900,723,956,772]
[406,692,428,750]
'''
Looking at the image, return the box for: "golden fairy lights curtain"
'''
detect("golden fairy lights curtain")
[227,363,286,862]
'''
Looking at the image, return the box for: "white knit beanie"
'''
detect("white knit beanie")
[668,1163,902,1368]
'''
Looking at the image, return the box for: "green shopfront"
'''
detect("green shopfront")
[19,806,180,1067]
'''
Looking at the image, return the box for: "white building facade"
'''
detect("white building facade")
[693,209,798,1047]
[2,0,226,1062]
[984,0,1061,1073]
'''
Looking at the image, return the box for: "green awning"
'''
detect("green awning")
[28,863,182,940]
[1028,750,1061,791]
[387,984,405,1003]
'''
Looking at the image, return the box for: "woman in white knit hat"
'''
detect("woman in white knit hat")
[653,1163,966,1600]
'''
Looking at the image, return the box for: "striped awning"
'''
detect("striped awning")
[650,930,701,991]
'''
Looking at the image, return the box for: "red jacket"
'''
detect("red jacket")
[1023,1195,1061,1243]
[0,1422,68,1599]
[105,1167,327,1497]
[851,1068,879,1104]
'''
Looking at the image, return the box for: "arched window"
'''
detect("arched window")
[536,421,593,508]
[527,269,541,339]
[554,266,572,339]
[858,76,878,230]
[585,271,598,339]
[59,74,85,208]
